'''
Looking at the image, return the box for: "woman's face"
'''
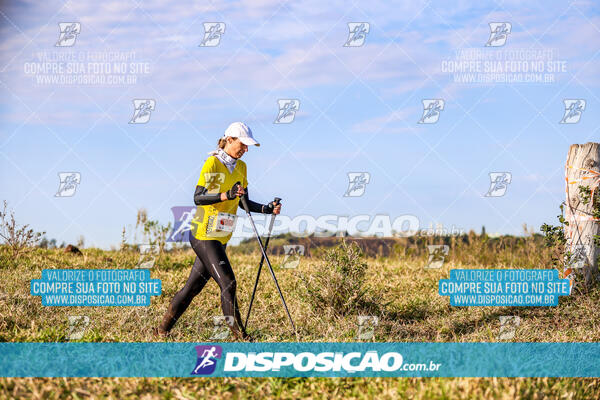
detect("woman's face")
[225,137,248,159]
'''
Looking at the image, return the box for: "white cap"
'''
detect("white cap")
[224,122,260,147]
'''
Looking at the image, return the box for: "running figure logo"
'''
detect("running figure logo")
[357,316,379,340]
[485,172,512,197]
[56,23,81,47]
[425,245,449,269]
[485,22,511,47]
[418,99,444,124]
[497,315,521,340]
[67,315,90,340]
[560,99,586,124]
[344,23,370,47]
[568,245,590,270]
[199,23,225,47]
[55,172,81,197]
[168,206,196,242]
[136,244,159,269]
[344,172,370,197]
[274,99,300,124]
[210,316,233,340]
[281,245,305,269]
[129,99,156,124]
[191,345,222,375]
[204,173,226,193]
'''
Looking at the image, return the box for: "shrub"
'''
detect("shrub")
[301,239,383,317]
[0,200,45,259]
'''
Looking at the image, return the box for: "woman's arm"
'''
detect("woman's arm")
[242,187,273,214]
[194,157,225,205]
[193,183,268,212]
[194,179,274,214]
[193,185,222,205]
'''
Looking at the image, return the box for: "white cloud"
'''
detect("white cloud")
[0,0,598,124]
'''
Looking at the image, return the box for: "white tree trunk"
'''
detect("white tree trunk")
[564,142,600,288]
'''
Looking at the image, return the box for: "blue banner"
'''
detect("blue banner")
[30,269,161,306]
[439,269,570,306]
[1,342,600,377]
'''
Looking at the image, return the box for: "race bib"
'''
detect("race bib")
[206,212,237,236]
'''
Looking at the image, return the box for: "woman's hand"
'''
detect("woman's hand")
[263,200,282,214]
[222,181,245,201]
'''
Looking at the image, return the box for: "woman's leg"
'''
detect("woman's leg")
[158,243,212,334]
[193,239,248,338]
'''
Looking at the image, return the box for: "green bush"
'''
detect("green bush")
[301,239,382,318]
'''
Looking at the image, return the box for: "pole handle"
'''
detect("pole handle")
[273,197,281,206]
[240,193,250,213]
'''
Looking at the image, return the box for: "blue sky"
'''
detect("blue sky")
[0,0,599,248]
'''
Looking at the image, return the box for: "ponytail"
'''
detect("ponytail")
[218,136,240,149]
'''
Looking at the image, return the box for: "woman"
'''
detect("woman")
[156,122,281,340]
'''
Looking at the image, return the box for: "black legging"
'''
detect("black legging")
[165,234,246,335]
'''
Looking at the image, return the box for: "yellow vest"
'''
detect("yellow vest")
[190,156,247,244]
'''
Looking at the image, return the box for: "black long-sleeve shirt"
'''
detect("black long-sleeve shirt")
[193,185,270,213]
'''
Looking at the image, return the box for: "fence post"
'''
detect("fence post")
[564,142,600,288]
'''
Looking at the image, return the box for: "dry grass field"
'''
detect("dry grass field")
[1,232,600,399]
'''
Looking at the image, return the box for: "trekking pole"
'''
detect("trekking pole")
[239,195,297,336]
[244,197,280,331]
